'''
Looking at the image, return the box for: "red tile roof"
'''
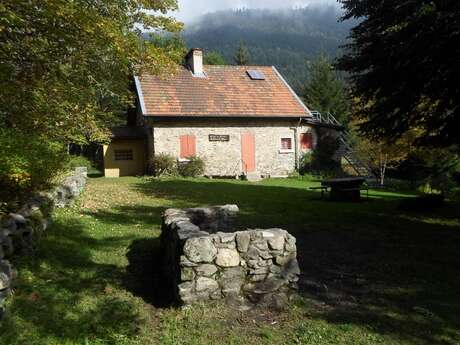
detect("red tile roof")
[136,65,311,118]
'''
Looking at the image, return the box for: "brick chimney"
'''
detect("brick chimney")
[186,48,205,77]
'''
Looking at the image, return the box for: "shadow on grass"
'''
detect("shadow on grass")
[79,204,177,308]
[3,177,459,345]
[124,238,177,308]
[129,178,460,344]
[0,217,148,344]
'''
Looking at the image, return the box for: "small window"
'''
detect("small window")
[280,138,293,150]
[115,149,133,161]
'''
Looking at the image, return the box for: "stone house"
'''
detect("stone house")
[103,48,340,178]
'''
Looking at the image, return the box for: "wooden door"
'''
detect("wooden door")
[241,133,256,173]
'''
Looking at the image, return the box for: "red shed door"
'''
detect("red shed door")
[241,133,256,173]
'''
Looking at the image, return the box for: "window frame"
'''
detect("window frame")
[114,149,134,161]
[279,137,294,154]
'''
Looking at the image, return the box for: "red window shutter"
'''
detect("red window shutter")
[187,135,196,157]
[301,133,313,150]
[180,135,196,158]
[180,135,188,158]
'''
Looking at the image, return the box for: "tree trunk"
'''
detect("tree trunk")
[380,153,388,186]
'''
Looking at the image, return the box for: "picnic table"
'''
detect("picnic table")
[310,177,368,201]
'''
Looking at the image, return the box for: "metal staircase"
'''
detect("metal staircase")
[310,111,377,179]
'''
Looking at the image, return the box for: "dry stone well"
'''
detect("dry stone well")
[160,205,300,309]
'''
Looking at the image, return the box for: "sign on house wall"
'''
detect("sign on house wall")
[209,134,230,142]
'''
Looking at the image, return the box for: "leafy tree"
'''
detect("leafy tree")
[338,0,460,148]
[353,131,413,186]
[233,41,251,65]
[204,51,227,65]
[396,148,460,194]
[303,55,350,124]
[0,0,182,200]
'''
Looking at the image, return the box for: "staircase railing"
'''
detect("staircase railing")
[310,111,342,126]
[309,110,378,178]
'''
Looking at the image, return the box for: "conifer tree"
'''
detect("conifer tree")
[303,55,349,124]
[338,0,460,147]
[204,51,226,65]
[233,41,251,65]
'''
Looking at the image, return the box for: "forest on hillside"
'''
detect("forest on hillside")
[182,7,356,93]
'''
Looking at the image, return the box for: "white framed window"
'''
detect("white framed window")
[279,137,294,153]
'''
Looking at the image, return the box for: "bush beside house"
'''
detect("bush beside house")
[151,154,206,178]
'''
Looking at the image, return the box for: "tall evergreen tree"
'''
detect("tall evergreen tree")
[303,55,349,124]
[233,41,251,65]
[338,0,460,148]
[204,51,226,65]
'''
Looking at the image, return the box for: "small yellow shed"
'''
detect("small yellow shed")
[103,127,146,178]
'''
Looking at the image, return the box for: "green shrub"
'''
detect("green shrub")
[177,156,205,177]
[0,128,67,205]
[151,153,177,177]
[66,155,94,170]
[299,130,341,177]
[299,152,314,175]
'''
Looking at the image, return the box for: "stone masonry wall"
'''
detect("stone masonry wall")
[160,205,300,309]
[0,168,87,315]
[149,118,317,177]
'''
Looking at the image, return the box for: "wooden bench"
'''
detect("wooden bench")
[309,186,329,199]
[338,186,369,199]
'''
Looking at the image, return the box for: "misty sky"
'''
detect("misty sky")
[173,0,340,22]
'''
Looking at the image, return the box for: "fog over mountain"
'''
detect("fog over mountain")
[182,7,355,93]
[174,0,340,23]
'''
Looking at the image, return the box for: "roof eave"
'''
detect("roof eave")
[271,66,313,116]
[134,75,147,116]
[143,114,312,119]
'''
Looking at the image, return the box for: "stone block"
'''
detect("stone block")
[196,277,219,293]
[184,237,217,263]
[275,252,297,266]
[236,232,250,252]
[267,234,285,251]
[181,267,195,281]
[0,273,10,290]
[180,255,198,267]
[195,264,218,277]
[215,248,240,267]
[217,232,235,243]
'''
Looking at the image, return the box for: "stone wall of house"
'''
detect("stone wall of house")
[0,168,87,314]
[160,205,300,309]
[148,118,318,177]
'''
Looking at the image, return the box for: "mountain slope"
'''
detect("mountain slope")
[183,7,355,93]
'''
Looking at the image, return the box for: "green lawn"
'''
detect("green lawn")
[1,177,460,345]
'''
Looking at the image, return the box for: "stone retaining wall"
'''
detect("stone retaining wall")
[160,205,300,309]
[0,168,87,313]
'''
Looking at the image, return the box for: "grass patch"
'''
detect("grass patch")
[1,176,460,344]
